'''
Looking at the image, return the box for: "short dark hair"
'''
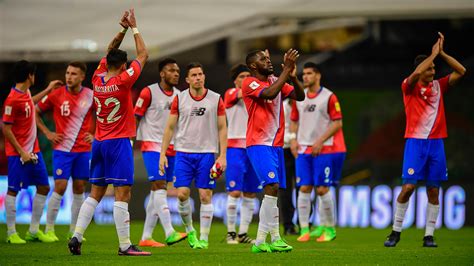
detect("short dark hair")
[414,54,428,68]
[303,62,320,74]
[245,50,261,68]
[186,62,203,76]
[106,48,128,70]
[230,64,250,81]
[68,61,87,73]
[158,58,177,72]
[12,60,36,83]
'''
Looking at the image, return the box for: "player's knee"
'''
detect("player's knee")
[151,180,167,191]
[199,190,212,204]
[177,190,190,202]
[72,184,85,195]
[36,185,50,195]
[229,190,241,198]
[7,190,18,197]
[264,183,279,196]
[299,185,313,194]
[427,188,440,204]
[316,186,329,196]
[54,181,68,195]
[242,192,256,198]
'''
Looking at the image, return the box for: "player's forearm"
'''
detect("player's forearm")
[290,121,299,134]
[35,112,52,136]
[289,76,305,101]
[408,53,437,86]
[32,88,51,104]
[3,125,26,155]
[133,31,149,67]
[107,31,126,53]
[260,70,291,99]
[440,52,466,76]
[316,119,342,144]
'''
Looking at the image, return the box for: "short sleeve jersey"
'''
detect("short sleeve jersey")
[92,57,141,141]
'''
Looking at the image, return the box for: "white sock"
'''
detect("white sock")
[226,195,238,233]
[46,192,62,233]
[255,195,273,245]
[425,203,440,236]
[73,197,98,242]
[114,201,131,251]
[29,194,47,234]
[155,190,174,238]
[392,201,409,232]
[266,195,281,242]
[141,192,158,240]
[6,194,17,236]
[238,197,255,235]
[320,191,335,227]
[178,199,194,233]
[317,196,326,226]
[70,193,84,233]
[297,192,312,229]
[200,203,214,241]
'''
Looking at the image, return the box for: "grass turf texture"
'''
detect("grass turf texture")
[1,223,473,265]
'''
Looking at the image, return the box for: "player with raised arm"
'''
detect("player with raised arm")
[224,64,260,244]
[36,61,94,241]
[384,32,466,248]
[159,62,227,249]
[68,9,151,256]
[3,60,62,244]
[135,58,187,248]
[242,49,305,253]
[290,62,346,243]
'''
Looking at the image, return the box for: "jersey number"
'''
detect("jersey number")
[94,97,122,123]
[24,103,31,118]
[61,101,70,116]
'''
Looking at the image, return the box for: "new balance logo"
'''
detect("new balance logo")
[304,104,316,112]
[164,102,172,110]
[191,107,206,116]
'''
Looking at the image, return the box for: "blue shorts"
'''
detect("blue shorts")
[174,152,216,189]
[7,152,49,192]
[295,152,345,187]
[90,138,134,186]
[225,148,262,193]
[53,150,90,180]
[142,151,175,182]
[402,138,447,188]
[246,145,286,189]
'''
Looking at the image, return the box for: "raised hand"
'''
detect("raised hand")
[438,32,445,53]
[283,48,299,74]
[119,10,129,28]
[126,8,137,28]
[432,38,441,56]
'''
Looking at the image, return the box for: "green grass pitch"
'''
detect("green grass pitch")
[1,223,473,265]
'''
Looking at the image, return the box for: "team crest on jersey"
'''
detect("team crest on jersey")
[126,67,134,77]
[56,168,63,176]
[229,181,236,188]
[268,171,275,179]
[191,107,206,116]
[408,168,415,175]
[4,106,12,115]
[209,180,215,185]
[335,102,341,112]
[249,81,260,90]
[304,104,316,112]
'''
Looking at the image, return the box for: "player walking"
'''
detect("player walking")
[68,9,151,256]
[290,62,346,243]
[242,49,305,253]
[135,58,187,247]
[384,32,466,248]
[159,62,227,249]
[36,62,94,241]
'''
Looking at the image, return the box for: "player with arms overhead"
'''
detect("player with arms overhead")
[290,62,346,243]
[68,9,150,256]
[159,62,228,249]
[242,49,305,253]
[3,60,62,244]
[36,61,94,241]
[384,33,466,248]
[135,58,187,247]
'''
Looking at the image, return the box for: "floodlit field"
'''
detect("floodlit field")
[1,223,473,265]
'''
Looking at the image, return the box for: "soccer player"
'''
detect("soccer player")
[224,64,260,244]
[289,62,346,243]
[36,62,94,241]
[242,49,305,253]
[134,58,187,247]
[68,9,151,256]
[384,32,466,248]
[159,62,227,249]
[3,60,63,244]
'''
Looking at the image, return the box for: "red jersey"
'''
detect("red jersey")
[37,86,94,152]
[2,88,40,156]
[402,75,449,139]
[290,88,346,154]
[242,76,294,147]
[92,57,141,141]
